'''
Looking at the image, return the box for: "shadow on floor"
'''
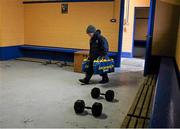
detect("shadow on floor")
[75,111,108,120]
[99,71,144,88]
[91,97,119,103]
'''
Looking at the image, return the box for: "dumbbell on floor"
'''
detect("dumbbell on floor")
[91,87,114,102]
[74,100,103,117]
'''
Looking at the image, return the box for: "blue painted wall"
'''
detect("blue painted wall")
[0,45,119,67]
[116,0,125,67]
[121,52,132,58]
[0,46,23,60]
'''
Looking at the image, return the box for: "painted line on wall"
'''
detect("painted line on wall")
[117,0,125,67]
[0,45,119,67]
[144,0,156,75]
[0,46,23,60]
[23,0,114,4]
[121,52,132,58]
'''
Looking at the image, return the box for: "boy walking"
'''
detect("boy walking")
[79,25,109,84]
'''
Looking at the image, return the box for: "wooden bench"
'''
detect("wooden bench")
[121,74,157,128]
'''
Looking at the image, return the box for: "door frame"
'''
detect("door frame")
[144,0,156,75]
[132,7,150,58]
[117,0,125,67]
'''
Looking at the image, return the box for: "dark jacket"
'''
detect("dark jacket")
[89,30,109,60]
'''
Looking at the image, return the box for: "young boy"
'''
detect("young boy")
[79,25,109,84]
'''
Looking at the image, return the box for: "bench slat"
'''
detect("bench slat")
[134,84,149,116]
[147,75,153,85]
[141,84,153,118]
[147,82,156,117]
[144,119,149,128]
[121,116,131,128]
[136,118,145,128]
[128,76,150,115]
[129,117,137,128]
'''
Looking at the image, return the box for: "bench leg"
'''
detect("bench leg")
[42,60,52,65]
[56,61,68,67]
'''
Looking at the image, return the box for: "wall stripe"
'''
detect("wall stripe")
[23,0,114,4]
[121,52,132,58]
[0,46,23,60]
[117,0,125,67]
[144,0,156,75]
[0,45,120,67]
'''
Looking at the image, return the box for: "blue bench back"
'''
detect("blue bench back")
[150,58,180,128]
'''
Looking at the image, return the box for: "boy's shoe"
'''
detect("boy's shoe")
[99,78,109,84]
[79,79,89,84]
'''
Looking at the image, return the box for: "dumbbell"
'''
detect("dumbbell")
[74,100,103,117]
[91,87,114,102]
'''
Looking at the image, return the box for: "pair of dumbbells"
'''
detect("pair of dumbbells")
[91,87,115,102]
[74,88,115,117]
[74,100,102,117]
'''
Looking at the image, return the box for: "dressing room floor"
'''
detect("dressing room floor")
[0,58,144,128]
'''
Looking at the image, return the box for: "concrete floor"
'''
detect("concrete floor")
[0,58,144,128]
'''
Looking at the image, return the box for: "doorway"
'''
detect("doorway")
[133,7,150,59]
[121,7,150,73]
